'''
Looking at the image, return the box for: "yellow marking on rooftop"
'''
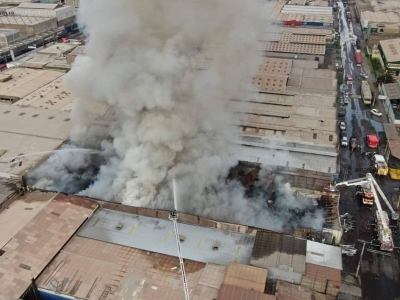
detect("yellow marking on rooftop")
[198,237,205,249]
[129,224,138,235]
[234,245,243,262]
[165,231,172,242]
[92,218,100,227]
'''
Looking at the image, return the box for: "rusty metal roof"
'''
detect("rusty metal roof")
[217,284,276,300]
[224,263,268,293]
[250,231,306,273]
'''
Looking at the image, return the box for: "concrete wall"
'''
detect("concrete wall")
[58,15,75,27]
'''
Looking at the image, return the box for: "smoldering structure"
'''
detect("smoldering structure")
[26,0,326,232]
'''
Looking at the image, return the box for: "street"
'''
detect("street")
[337,1,400,299]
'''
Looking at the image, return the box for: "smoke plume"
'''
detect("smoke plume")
[26,0,325,231]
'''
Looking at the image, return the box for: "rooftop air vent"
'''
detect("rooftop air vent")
[212,242,220,251]
[116,222,124,230]
[179,235,186,242]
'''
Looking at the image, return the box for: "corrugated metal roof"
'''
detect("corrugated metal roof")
[251,231,306,274]
[224,263,268,293]
[281,5,332,16]
[305,241,342,270]
[276,280,313,300]
[17,3,59,9]
[217,284,276,300]
[383,123,399,140]
[383,82,400,100]
[77,208,255,266]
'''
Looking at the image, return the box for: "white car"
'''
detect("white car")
[360,73,369,79]
[341,136,348,147]
[339,122,346,130]
[370,109,382,117]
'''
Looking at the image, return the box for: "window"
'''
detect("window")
[329,135,333,141]
[19,113,25,116]
[313,133,317,139]
[64,118,70,122]
[48,116,55,120]
[32,114,38,118]
[3,111,10,114]
[302,164,305,169]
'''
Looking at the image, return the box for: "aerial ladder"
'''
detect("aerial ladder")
[336,173,398,252]
[169,179,190,300]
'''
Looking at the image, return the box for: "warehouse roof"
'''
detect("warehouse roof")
[38,238,225,299]
[383,82,400,100]
[259,32,326,45]
[250,231,307,274]
[0,192,56,248]
[0,102,72,175]
[0,195,97,300]
[0,15,54,26]
[361,10,400,24]
[18,52,68,69]
[0,68,63,101]
[15,76,73,111]
[223,263,268,293]
[77,208,255,266]
[380,39,400,63]
[275,281,327,300]
[306,241,342,270]
[217,284,276,300]
[38,43,76,55]
[281,27,332,38]
[280,5,332,16]
[261,41,326,55]
[383,123,400,160]
[17,3,60,9]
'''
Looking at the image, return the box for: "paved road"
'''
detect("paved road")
[337,2,400,299]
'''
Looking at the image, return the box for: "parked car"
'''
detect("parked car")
[341,131,348,147]
[360,73,369,79]
[338,111,346,118]
[343,97,349,105]
[370,109,382,117]
[341,135,348,147]
[339,121,346,131]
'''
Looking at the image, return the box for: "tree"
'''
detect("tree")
[371,58,384,76]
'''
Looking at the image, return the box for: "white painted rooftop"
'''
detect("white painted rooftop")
[306,240,342,270]
[77,208,256,266]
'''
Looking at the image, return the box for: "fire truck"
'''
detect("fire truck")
[336,173,399,251]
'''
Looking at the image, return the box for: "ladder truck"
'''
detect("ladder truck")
[169,179,190,300]
[336,173,399,252]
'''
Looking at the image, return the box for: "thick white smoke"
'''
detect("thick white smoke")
[26,0,325,231]
[64,0,263,206]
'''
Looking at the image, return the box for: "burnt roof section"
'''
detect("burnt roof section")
[251,231,307,273]
[217,284,277,300]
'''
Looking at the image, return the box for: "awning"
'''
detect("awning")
[389,140,400,160]
[389,168,400,180]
